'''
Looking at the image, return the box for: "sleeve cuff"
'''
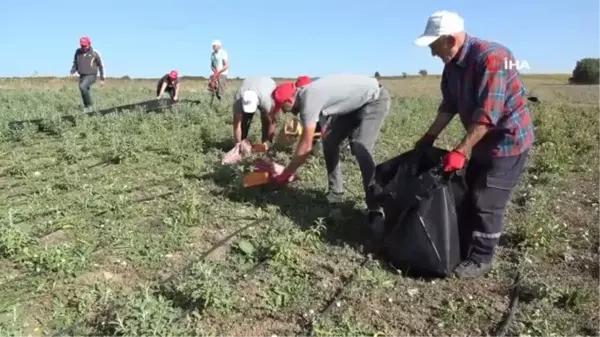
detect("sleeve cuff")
[473,108,497,126]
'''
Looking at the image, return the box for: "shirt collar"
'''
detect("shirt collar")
[453,34,472,68]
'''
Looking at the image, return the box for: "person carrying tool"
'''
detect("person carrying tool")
[70,36,105,113]
[209,39,229,101]
[156,70,180,101]
[269,74,391,229]
[413,10,534,278]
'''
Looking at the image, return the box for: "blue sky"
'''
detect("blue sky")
[0,0,598,78]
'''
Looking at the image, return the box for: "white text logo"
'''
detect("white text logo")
[504,58,531,71]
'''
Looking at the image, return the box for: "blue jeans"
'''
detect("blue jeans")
[79,74,97,107]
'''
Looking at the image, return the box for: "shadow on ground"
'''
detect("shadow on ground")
[7,98,205,133]
[188,162,451,282]
[185,163,371,254]
[199,137,236,154]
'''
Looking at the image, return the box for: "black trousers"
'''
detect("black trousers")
[156,85,175,99]
[461,150,529,263]
[240,110,272,143]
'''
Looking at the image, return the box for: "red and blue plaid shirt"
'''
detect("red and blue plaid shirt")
[439,34,534,158]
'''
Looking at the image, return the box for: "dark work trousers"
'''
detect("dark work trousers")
[156,85,175,99]
[462,149,529,263]
[233,99,272,143]
[78,74,97,108]
[322,87,391,212]
[216,74,228,100]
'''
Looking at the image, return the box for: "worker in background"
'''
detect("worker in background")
[270,74,391,230]
[413,10,534,278]
[156,70,180,101]
[70,36,105,113]
[209,39,229,101]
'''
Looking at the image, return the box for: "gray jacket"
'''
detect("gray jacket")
[70,47,105,80]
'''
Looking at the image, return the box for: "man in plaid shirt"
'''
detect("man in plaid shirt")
[413,10,534,278]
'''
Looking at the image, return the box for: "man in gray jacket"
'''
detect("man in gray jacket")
[70,36,105,113]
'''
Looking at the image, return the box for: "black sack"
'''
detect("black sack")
[368,146,468,277]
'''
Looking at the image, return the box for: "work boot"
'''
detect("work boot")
[453,258,492,278]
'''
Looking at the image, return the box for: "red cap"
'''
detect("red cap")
[272,81,296,115]
[79,37,91,47]
[295,75,312,87]
[169,70,178,79]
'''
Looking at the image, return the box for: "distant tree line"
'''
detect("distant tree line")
[569,58,599,84]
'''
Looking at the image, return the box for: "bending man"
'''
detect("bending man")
[156,70,180,101]
[232,76,279,148]
[270,74,391,230]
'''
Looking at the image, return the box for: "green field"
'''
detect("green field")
[0,75,598,336]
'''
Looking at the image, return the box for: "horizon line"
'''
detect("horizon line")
[0,72,575,81]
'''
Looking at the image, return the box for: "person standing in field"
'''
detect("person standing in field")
[209,39,229,101]
[269,74,391,230]
[413,10,534,278]
[70,36,105,113]
[156,70,180,101]
[231,76,280,148]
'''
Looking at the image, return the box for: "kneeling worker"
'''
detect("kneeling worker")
[156,70,180,101]
[232,76,280,148]
[269,74,391,229]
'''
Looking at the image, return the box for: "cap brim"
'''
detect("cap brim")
[414,35,440,47]
[242,103,258,113]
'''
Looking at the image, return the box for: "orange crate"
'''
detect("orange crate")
[243,171,270,188]
[251,143,268,153]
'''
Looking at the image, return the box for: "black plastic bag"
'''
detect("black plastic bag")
[368,147,468,277]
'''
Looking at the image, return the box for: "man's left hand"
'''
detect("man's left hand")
[443,149,467,172]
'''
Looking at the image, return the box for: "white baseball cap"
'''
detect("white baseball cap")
[242,90,259,113]
[414,10,464,47]
[212,39,222,47]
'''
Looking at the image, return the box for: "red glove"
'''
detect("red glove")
[443,149,467,172]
